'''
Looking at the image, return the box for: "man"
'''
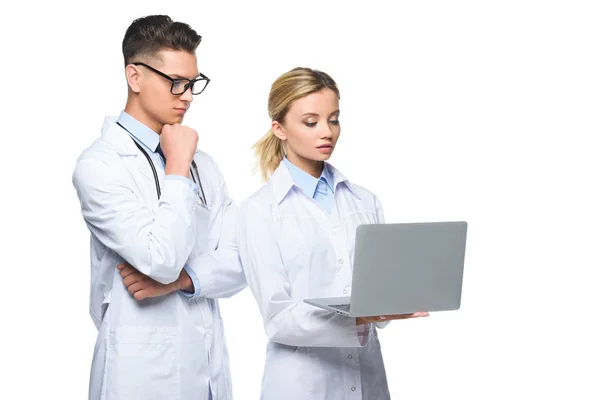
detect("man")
[72,15,245,400]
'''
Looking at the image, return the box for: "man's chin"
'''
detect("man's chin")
[165,115,185,125]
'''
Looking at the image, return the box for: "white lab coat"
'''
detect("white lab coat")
[72,116,246,400]
[238,162,391,400]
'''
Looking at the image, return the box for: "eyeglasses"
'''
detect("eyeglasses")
[133,62,210,95]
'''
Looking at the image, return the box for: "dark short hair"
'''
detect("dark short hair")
[122,15,202,66]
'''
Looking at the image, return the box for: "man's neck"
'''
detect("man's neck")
[124,102,163,134]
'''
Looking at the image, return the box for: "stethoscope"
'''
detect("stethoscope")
[117,122,207,206]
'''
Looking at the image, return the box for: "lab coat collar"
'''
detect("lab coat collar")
[271,160,361,204]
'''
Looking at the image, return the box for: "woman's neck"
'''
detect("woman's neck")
[286,153,324,179]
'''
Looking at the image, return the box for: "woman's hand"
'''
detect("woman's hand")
[356,312,429,325]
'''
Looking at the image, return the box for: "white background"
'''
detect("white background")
[1,0,599,399]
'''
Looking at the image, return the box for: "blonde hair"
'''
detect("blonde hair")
[253,67,340,181]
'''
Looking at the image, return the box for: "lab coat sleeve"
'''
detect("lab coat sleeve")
[238,200,365,348]
[374,195,391,330]
[180,264,201,298]
[185,160,246,299]
[72,155,197,284]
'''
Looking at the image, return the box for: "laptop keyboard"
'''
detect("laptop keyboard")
[330,304,351,312]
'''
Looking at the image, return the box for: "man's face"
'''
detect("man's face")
[136,50,199,126]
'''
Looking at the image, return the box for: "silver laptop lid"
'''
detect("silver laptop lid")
[349,221,467,316]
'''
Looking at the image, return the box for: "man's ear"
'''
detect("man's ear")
[125,64,142,93]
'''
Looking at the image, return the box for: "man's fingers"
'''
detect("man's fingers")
[126,281,145,295]
[133,290,147,301]
[119,265,137,278]
[123,273,144,287]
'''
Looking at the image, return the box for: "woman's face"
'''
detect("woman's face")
[273,88,340,175]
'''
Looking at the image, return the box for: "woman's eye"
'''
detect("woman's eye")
[329,120,340,125]
[304,122,317,128]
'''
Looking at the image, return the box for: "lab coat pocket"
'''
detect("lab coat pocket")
[106,326,179,400]
[266,341,299,363]
[263,343,312,399]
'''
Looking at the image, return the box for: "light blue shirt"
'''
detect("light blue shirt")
[283,156,335,213]
[117,111,201,297]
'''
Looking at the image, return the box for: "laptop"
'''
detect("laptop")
[303,221,468,317]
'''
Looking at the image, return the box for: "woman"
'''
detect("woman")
[237,67,428,400]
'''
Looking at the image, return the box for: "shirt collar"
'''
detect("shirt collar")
[282,157,334,198]
[117,111,160,153]
[272,159,360,204]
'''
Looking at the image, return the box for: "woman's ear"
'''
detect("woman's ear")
[272,120,287,141]
[125,64,142,93]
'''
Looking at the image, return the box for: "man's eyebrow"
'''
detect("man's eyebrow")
[170,73,200,80]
